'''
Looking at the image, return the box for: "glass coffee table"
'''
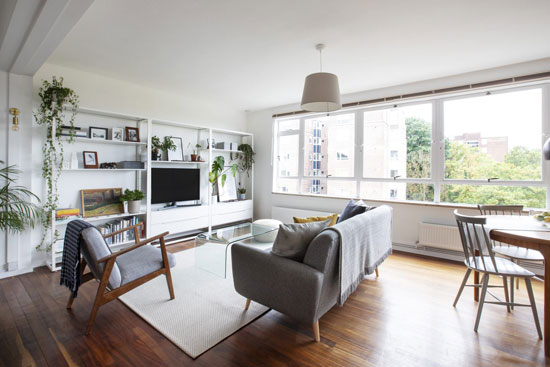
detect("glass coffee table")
[194,222,278,278]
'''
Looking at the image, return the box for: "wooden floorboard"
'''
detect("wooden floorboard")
[0,249,548,366]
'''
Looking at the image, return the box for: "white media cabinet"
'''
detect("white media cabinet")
[47,107,253,271]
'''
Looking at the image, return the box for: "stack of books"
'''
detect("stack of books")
[56,208,80,220]
[59,125,87,138]
[97,216,141,245]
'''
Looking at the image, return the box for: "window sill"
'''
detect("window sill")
[270,192,509,211]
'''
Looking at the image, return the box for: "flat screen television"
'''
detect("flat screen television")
[151,168,200,204]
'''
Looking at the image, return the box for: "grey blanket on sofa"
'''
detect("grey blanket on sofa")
[326,205,393,306]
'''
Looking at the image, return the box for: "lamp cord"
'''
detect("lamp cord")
[319,48,323,72]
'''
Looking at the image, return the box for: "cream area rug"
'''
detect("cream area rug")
[118,248,269,359]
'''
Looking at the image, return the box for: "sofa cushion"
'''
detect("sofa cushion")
[293,213,338,226]
[338,200,374,223]
[271,220,330,261]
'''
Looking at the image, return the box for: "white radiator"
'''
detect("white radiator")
[418,222,462,252]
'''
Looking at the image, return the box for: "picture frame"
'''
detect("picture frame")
[81,188,124,218]
[125,127,140,142]
[168,136,183,161]
[111,127,123,141]
[89,126,108,140]
[217,174,237,202]
[83,151,99,169]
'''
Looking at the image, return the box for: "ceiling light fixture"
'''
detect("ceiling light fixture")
[301,44,341,113]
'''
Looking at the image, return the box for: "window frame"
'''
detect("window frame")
[272,82,550,208]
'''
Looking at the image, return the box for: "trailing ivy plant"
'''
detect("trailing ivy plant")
[231,143,255,177]
[34,77,79,250]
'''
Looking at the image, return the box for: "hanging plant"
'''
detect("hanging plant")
[34,76,79,250]
[231,143,255,177]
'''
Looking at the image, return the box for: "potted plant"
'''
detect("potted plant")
[151,136,162,160]
[120,189,145,214]
[0,161,41,233]
[209,156,237,195]
[231,143,255,177]
[237,187,246,200]
[192,144,202,162]
[161,136,176,160]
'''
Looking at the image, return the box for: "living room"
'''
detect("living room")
[1,0,550,366]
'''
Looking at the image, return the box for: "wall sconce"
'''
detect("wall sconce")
[9,108,20,131]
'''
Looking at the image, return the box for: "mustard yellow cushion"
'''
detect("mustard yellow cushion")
[293,214,338,227]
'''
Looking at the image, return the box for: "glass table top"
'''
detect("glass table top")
[196,222,278,244]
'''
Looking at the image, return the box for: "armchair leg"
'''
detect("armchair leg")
[245,299,251,310]
[313,321,320,342]
[160,236,175,300]
[375,267,379,277]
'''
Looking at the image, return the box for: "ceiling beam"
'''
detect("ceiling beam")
[0,0,94,75]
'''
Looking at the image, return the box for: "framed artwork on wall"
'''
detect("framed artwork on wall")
[80,188,124,218]
[168,137,183,161]
[83,151,98,168]
[111,127,123,141]
[125,127,140,142]
[89,126,108,140]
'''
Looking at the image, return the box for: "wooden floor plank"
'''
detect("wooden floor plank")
[0,249,547,366]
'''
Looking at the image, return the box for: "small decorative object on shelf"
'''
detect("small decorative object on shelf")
[81,188,124,218]
[118,161,145,169]
[120,189,145,214]
[99,162,118,169]
[192,144,202,161]
[83,151,98,168]
[89,126,108,140]
[125,127,140,142]
[238,187,246,200]
[111,127,123,141]
[60,125,86,137]
[70,152,78,169]
[151,135,161,160]
[168,137,183,161]
[215,141,232,150]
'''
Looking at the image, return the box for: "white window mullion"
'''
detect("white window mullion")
[298,117,305,193]
[355,110,364,198]
[542,84,550,209]
[433,99,444,203]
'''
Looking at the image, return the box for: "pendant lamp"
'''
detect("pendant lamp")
[543,138,550,160]
[301,44,341,113]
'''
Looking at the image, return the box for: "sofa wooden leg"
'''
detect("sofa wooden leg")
[313,321,320,342]
[375,267,379,277]
[245,299,251,310]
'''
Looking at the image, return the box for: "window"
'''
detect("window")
[273,85,547,208]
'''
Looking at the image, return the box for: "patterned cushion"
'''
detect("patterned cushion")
[293,214,338,226]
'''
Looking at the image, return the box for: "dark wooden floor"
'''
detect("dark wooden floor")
[0,247,548,367]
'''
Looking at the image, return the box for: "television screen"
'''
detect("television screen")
[151,168,200,204]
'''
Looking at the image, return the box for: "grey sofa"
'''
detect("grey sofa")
[232,229,340,342]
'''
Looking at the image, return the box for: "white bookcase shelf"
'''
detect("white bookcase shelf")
[47,107,253,272]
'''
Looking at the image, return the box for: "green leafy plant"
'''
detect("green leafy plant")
[161,136,176,153]
[151,136,162,156]
[0,161,41,233]
[209,156,237,188]
[194,144,202,155]
[237,187,246,194]
[231,143,255,177]
[120,189,145,202]
[34,76,79,250]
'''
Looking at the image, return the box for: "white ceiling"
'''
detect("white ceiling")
[46,0,550,111]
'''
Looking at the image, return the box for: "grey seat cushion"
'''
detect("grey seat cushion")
[81,227,122,289]
[116,244,176,286]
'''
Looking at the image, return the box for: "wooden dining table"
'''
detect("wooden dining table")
[477,215,550,357]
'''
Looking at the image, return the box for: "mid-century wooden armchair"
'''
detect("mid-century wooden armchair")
[66,223,176,335]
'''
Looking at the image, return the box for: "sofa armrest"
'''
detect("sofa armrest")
[231,244,324,324]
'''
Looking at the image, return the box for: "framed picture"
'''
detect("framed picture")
[168,136,183,161]
[81,188,124,218]
[83,151,98,169]
[125,127,140,142]
[89,126,108,140]
[111,127,123,141]
[217,174,237,202]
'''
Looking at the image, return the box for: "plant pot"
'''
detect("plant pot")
[238,193,246,200]
[191,154,197,162]
[128,200,141,214]
[152,151,160,161]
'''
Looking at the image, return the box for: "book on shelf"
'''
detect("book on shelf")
[56,208,80,219]
[97,216,141,245]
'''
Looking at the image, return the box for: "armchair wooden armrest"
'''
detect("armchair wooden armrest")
[98,231,170,263]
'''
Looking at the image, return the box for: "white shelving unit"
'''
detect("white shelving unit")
[47,108,254,272]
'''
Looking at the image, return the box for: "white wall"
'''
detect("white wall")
[247,58,550,250]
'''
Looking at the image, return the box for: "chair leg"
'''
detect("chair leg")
[525,278,543,340]
[164,267,175,300]
[244,299,251,310]
[375,267,379,277]
[474,274,489,332]
[453,268,472,307]
[313,321,320,342]
[502,276,511,313]
[510,276,515,310]
[160,236,175,300]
